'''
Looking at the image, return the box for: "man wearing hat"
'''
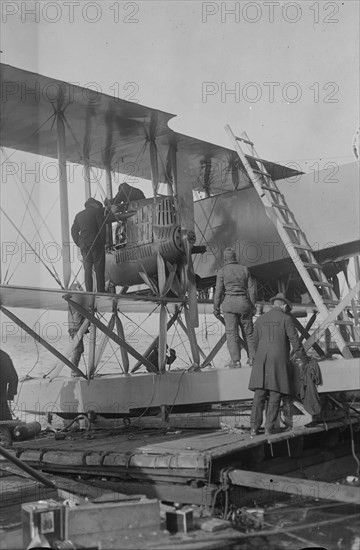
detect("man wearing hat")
[248,292,305,435]
[71,197,107,292]
[213,247,257,368]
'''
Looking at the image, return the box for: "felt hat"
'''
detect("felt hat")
[270,292,293,310]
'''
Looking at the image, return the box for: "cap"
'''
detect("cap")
[223,247,237,262]
[270,292,293,310]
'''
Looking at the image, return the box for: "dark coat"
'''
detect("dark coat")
[0,350,18,421]
[110,185,145,209]
[248,307,303,396]
[213,261,257,311]
[71,206,106,252]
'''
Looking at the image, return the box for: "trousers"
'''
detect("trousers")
[222,297,255,362]
[250,389,293,432]
[81,244,105,292]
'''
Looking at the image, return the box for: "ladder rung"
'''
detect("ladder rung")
[283,223,301,231]
[312,281,333,288]
[254,169,270,177]
[293,243,313,251]
[236,136,254,146]
[271,203,290,211]
[334,320,354,325]
[323,299,340,305]
[261,185,281,193]
[346,342,360,347]
[303,262,322,269]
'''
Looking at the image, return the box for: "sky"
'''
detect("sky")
[0,0,359,293]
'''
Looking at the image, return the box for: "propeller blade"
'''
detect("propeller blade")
[139,265,159,295]
[157,253,166,295]
[162,262,177,297]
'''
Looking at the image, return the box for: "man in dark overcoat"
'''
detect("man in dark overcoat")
[0,349,18,421]
[71,197,107,293]
[248,292,304,435]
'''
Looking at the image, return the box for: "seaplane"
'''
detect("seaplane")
[0,63,359,425]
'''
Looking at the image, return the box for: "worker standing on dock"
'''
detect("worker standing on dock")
[213,247,256,368]
[0,349,18,421]
[248,292,305,436]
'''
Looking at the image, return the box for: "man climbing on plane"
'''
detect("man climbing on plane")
[71,197,106,293]
[213,247,257,368]
[104,182,146,246]
[108,181,146,211]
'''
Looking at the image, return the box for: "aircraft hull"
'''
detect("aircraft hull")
[193,162,360,298]
[16,359,360,421]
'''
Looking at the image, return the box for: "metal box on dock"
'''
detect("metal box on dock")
[166,508,194,533]
[22,499,63,548]
[63,498,160,548]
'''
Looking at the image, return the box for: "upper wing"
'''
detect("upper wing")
[0,63,301,194]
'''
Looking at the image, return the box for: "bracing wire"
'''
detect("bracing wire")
[3,170,64,286]
[0,206,64,288]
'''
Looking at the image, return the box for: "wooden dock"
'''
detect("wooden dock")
[7,414,360,506]
[1,415,360,550]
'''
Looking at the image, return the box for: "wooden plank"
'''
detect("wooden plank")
[228,469,360,504]
[115,313,130,373]
[86,479,216,506]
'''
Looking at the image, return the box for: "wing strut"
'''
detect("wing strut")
[0,306,86,378]
[56,111,71,289]
[63,296,158,373]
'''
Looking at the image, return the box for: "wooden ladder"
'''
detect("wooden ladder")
[225,125,360,358]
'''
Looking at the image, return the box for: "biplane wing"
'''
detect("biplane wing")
[0,285,183,313]
[0,63,300,193]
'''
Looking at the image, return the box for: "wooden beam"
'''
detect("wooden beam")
[292,316,325,357]
[84,479,216,507]
[63,297,158,373]
[228,468,360,504]
[48,317,90,379]
[149,139,159,195]
[201,333,227,368]
[131,307,181,373]
[88,322,97,381]
[56,112,71,289]
[304,280,360,352]
[115,313,129,373]
[0,306,86,378]
[91,314,116,378]
[177,315,206,361]
[183,305,200,366]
